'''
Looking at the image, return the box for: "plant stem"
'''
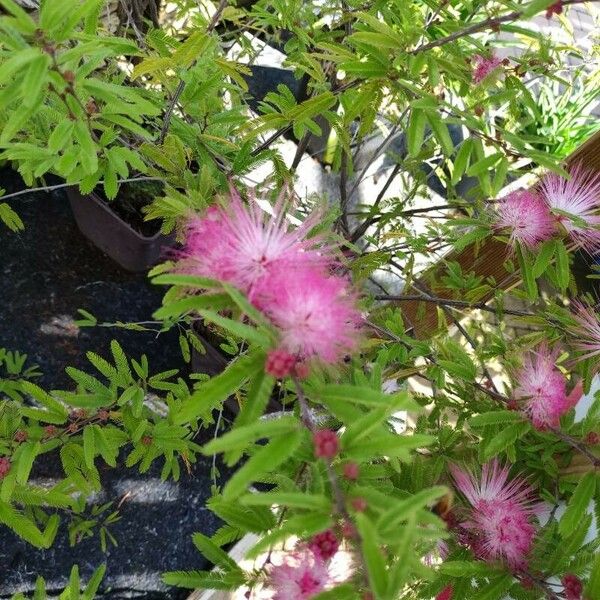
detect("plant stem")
[1,176,163,202]
[413,0,595,54]
[375,294,538,317]
[291,376,371,590]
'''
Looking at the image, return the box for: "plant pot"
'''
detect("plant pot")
[190,322,283,416]
[67,187,173,272]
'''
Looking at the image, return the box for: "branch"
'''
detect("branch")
[375,294,538,317]
[0,176,163,202]
[292,377,371,589]
[550,427,600,469]
[412,0,594,54]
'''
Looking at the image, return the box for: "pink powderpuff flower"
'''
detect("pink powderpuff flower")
[180,186,333,297]
[436,586,454,600]
[494,189,555,249]
[253,265,361,365]
[570,300,600,367]
[539,164,600,252]
[450,460,542,570]
[513,344,580,430]
[472,54,503,84]
[268,551,330,599]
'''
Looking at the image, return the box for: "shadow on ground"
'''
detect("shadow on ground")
[0,168,224,598]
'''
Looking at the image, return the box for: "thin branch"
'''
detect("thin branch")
[413,0,595,54]
[1,176,163,202]
[550,427,600,469]
[375,294,538,317]
[292,377,371,589]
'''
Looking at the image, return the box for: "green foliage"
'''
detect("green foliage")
[11,564,106,600]
[1,0,600,597]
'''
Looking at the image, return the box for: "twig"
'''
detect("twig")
[292,376,371,589]
[550,427,600,469]
[1,176,163,202]
[375,294,538,317]
[413,0,596,54]
[158,0,228,144]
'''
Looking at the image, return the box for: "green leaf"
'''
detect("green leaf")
[222,429,303,500]
[0,202,24,231]
[355,513,387,598]
[192,533,243,573]
[516,245,538,301]
[197,309,270,345]
[483,422,531,460]
[452,139,472,185]
[555,240,570,291]
[240,492,330,511]
[407,108,427,157]
[532,239,556,278]
[469,411,524,428]
[585,548,600,599]
[317,385,418,410]
[234,371,275,430]
[377,486,448,533]
[15,441,40,484]
[83,426,95,469]
[174,351,265,424]
[152,294,233,319]
[559,472,597,538]
[202,415,300,456]
[82,564,107,600]
[162,570,244,590]
[439,561,497,577]
[471,574,514,600]
[426,112,454,156]
[466,152,502,177]
[21,55,50,108]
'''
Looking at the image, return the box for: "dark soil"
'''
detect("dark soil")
[98,180,164,238]
[0,167,227,598]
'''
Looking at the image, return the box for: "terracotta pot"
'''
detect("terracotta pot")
[67,187,173,272]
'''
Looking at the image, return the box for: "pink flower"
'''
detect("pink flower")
[268,551,329,599]
[308,529,339,561]
[450,460,541,569]
[180,186,333,297]
[494,189,555,248]
[546,1,563,18]
[472,54,503,84]
[253,266,360,365]
[265,349,297,378]
[513,344,580,430]
[540,164,600,252]
[436,586,454,600]
[313,429,340,460]
[570,300,600,367]
[562,573,583,600]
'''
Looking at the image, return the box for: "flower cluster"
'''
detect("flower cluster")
[493,165,600,251]
[268,529,341,599]
[570,300,600,371]
[450,460,542,570]
[268,550,330,600]
[179,187,361,376]
[512,344,581,430]
[472,54,503,84]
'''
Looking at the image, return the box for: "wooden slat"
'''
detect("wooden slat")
[401,128,600,338]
